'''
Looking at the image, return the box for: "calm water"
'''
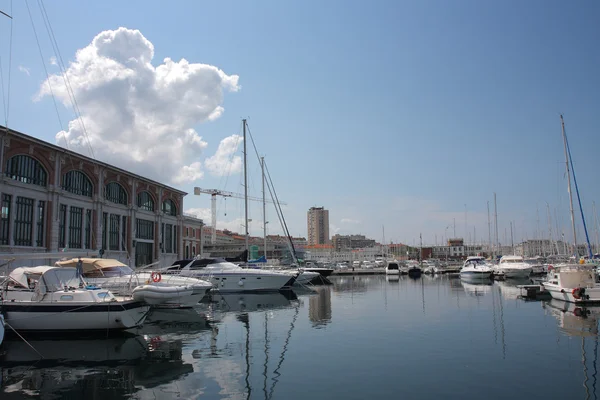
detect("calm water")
[2,274,600,399]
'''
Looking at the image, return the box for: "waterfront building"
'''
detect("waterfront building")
[307,206,330,245]
[331,234,376,250]
[0,125,186,267]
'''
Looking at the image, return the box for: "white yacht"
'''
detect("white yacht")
[542,264,600,303]
[385,260,400,275]
[494,255,532,278]
[460,256,493,280]
[163,257,298,292]
[524,257,546,274]
[56,258,212,307]
[1,266,149,332]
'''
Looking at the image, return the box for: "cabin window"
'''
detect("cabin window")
[63,170,93,197]
[68,206,83,249]
[137,191,155,211]
[162,199,177,216]
[105,182,128,205]
[0,194,11,245]
[5,155,47,187]
[14,196,34,246]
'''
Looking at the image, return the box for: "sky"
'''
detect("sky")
[1,0,599,248]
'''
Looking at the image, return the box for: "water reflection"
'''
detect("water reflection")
[461,280,493,297]
[308,287,332,328]
[496,278,532,300]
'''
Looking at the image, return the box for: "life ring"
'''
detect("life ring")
[572,288,582,300]
[151,272,162,283]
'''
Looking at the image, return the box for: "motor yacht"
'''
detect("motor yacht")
[385,260,400,275]
[494,255,532,278]
[460,256,493,280]
[1,266,149,332]
[56,258,212,307]
[163,257,298,292]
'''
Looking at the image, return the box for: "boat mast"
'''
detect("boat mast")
[243,119,249,252]
[487,201,492,258]
[561,115,578,257]
[261,156,267,258]
[494,192,499,258]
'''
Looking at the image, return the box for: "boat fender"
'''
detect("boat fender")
[572,288,582,300]
[238,279,244,287]
[151,272,162,283]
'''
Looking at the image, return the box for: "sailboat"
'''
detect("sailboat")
[542,116,600,303]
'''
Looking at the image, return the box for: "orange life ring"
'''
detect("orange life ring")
[151,272,162,283]
[572,288,581,300]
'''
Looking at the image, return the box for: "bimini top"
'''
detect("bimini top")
[9,266,81,293]
[56,258,134,277]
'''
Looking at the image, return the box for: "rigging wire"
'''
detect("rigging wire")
[0,0,14,126]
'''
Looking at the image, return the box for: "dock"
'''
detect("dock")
[331,267,462,276]
[516,284,551,301]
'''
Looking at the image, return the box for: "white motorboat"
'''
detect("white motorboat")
[385,260,400,275]
[56,258,212,307]
[163,257,298,292]
[460,256,493,280]
[296,270,320,285]
[1,266,149,332]
[541,264,600,303]
[524,257,546,274]
[494,255,532,278]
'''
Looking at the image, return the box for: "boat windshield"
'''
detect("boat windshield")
[467,259,486,266]
[41,268,82,292]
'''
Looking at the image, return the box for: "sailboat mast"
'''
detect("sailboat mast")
[494,192,499,257]
[487,201,492,257]
[561,115,578,257]
[243,119,249,252]
[261,156,267,258]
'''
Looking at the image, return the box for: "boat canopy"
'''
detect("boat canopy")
[9,266,82,293]
[56,258,134,277]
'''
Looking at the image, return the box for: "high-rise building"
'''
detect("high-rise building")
[307,207,330,245]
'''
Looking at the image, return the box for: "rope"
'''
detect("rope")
[4,319,44,359]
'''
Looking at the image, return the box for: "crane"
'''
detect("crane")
[193,187,287,244]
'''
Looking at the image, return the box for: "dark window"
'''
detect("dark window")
[5,155,47,187]
[174,225,178,255]
[105,182,127,205]
[137,191,154,211]
[68,206,83,248]
[161,223,165,253]
[102,212,108,250]
[165,223,173,253]
[85,210,92,249]
[0,194,11,245]
[109,214,120,250]
[59,204,67,248]
[162,199,177,216]
[121,216,127,251]
[136,218,154,240]
[36,201,45,247]
[14,197,34,246]
[63,170,93,197]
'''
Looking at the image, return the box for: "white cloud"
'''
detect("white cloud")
[18,66,30,76]
[37,27,240,184]
[204,134,243,176]
[49,56,57,66]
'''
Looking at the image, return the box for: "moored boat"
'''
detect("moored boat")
[1,266,149,332]
[385,260,400,275]
[494,255,532,278]
[460,256,493,280]
[541,264,600,303]
[56,258,212,307]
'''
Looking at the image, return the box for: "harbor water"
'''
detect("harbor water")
[1,274,599,399]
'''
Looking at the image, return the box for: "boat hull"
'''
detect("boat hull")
[543,283,600,303]
[0,314,4,347]
[174,271,297,293]
[132,285,208,307]
[498,267,532,278]
[385,269,400,275]
[2,301,150,332]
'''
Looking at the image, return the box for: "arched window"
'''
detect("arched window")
[5,155,47,187]
[63,170,93,197]
[162,199,177,216]
[105,182,128,205]
[137,191,155,211]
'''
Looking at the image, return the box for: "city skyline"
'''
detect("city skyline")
[1,1,599,246]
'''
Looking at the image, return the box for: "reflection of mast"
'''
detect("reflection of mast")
[263,312,270,400]
[593,334,598,399]
[238,313,252,400]
[269,304,300,400]
[421,277,425,315]
[582,337,590,400]
[491,282,498,345]
[497,286,506,359]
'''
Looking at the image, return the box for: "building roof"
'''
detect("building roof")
[1,125,187,196]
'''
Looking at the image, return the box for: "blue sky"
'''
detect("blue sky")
[1,0,599,247]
